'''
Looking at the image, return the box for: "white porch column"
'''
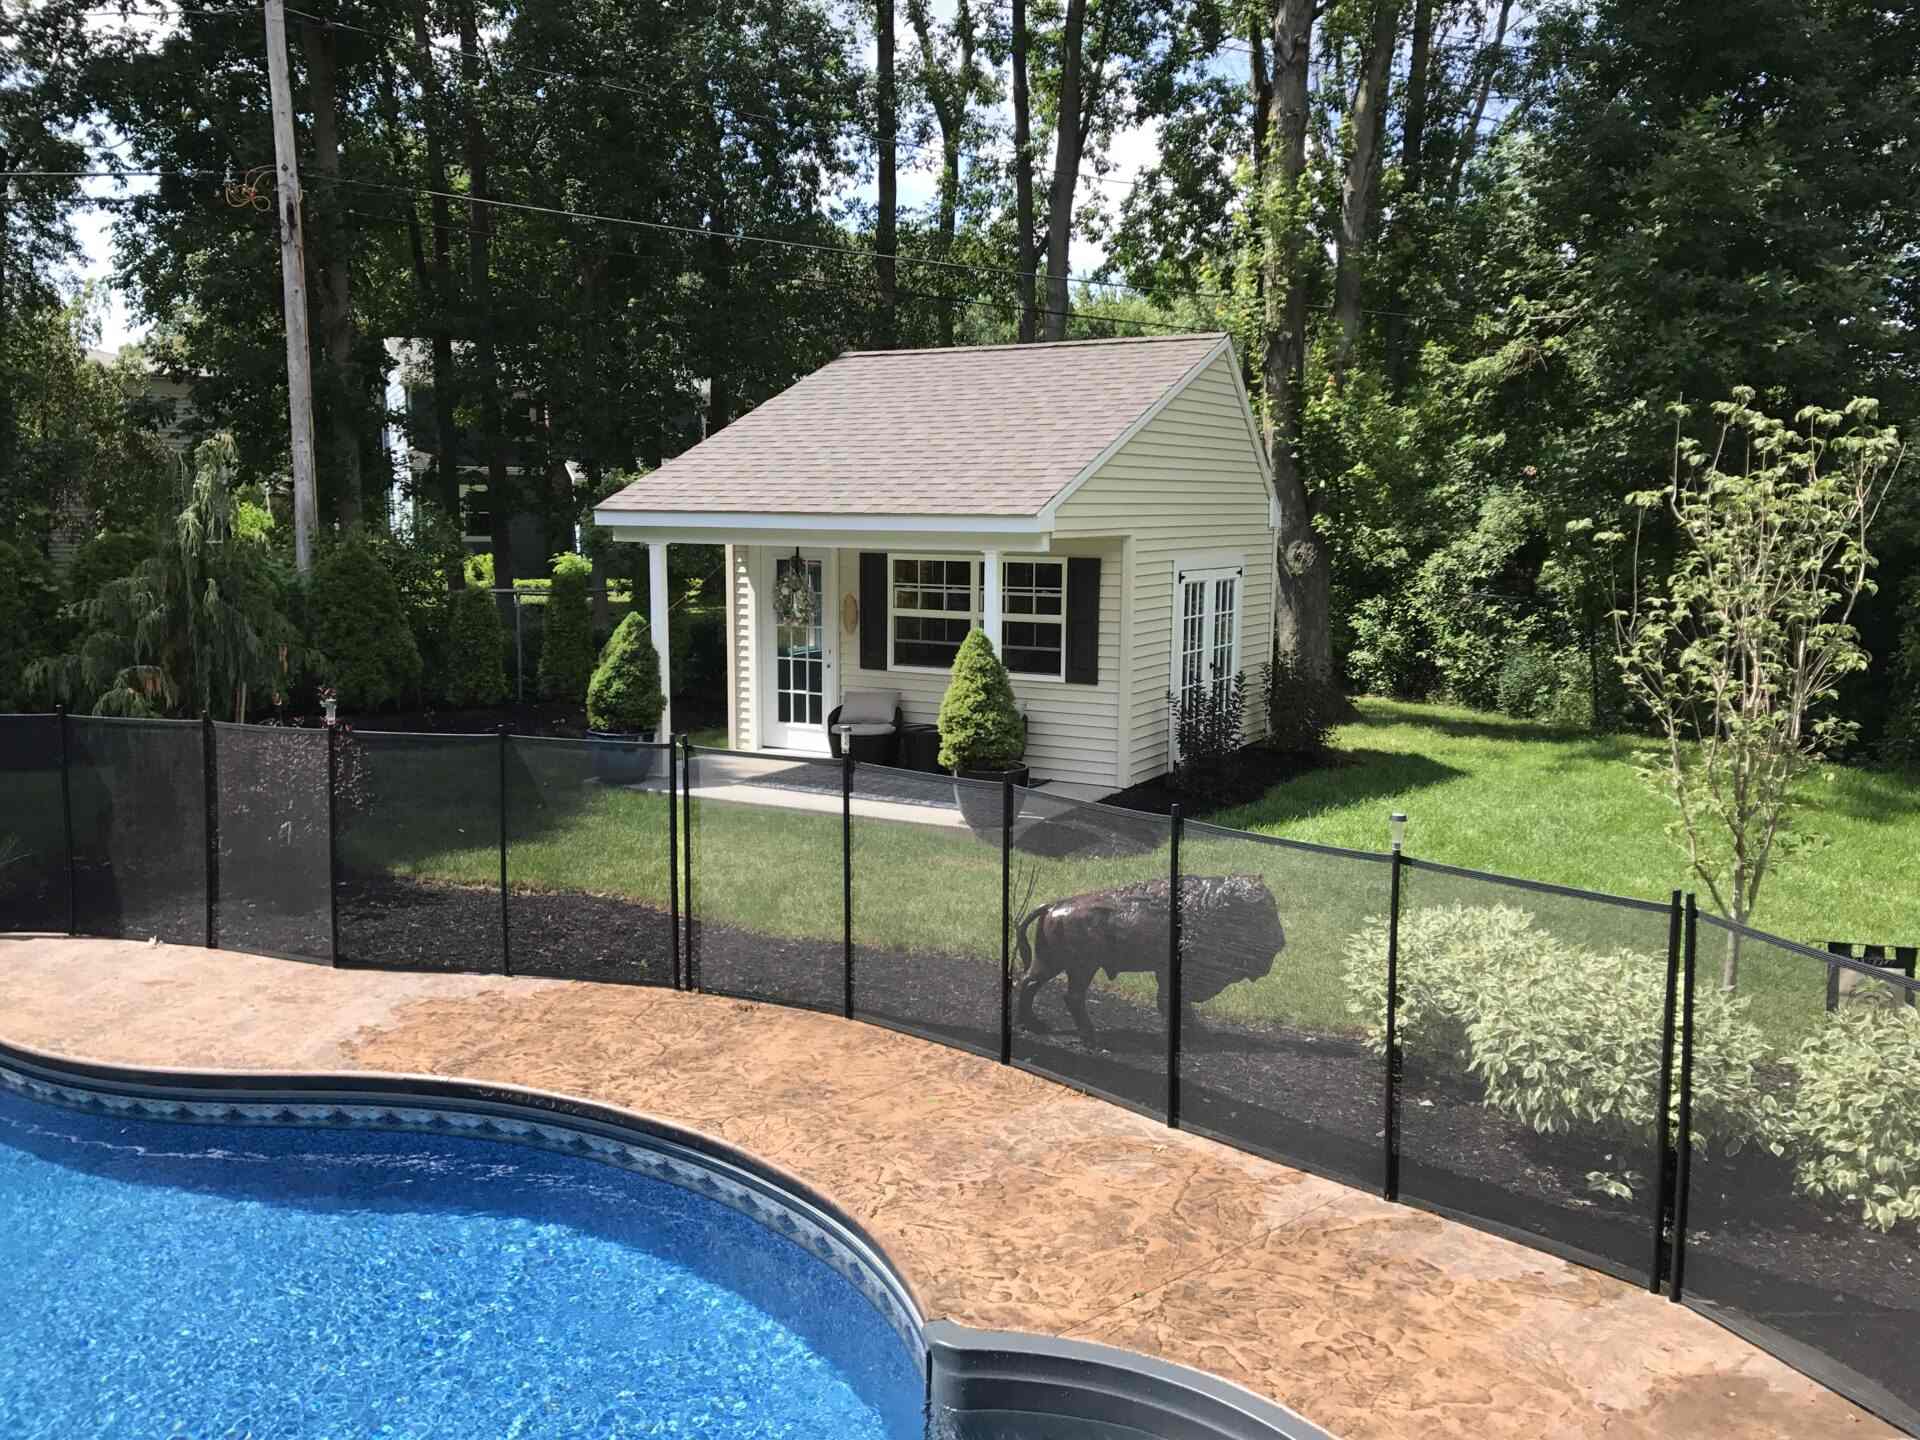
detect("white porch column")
[981,548,1002,653]
[649,540,672,738]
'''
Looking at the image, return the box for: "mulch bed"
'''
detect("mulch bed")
[321,871,1920,1417]
[1096,745,1328,816]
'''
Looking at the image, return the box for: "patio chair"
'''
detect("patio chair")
[828,689,903,765]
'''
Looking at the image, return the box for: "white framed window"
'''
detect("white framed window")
[889,554,978,670]
[1001,558,1067,678]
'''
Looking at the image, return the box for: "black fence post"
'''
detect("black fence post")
[1383,819,1406,1202]
[325,720,340,966]
[201,712,216,950]
[842,752,855,1019]
[497,724,512,977]
[1669,892,1699,1303]
[681,735,697,990]
[1648,889,1683,1293]
[57,703,76,937]
[1166,803,1184,1129]
[667,734,682,991]
[1000,777,1013,1066]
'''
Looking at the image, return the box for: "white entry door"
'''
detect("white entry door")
[762,548,835,752]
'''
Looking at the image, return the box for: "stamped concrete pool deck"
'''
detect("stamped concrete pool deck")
[0,933,1891,1440]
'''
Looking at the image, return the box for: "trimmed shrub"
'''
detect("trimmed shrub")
[1789,1005,1920,1231]
[1169,669,1247,801]
[937,628,1024,771]
[586,612,664,734]
[0,539,60,709]
[1343,902,1783,1194]
[441,588,508,707]
[537,552,595,703]
[306,536,422,710]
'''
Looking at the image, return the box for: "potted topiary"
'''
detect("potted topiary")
[586,613,666,783]
[937,628,1028,835]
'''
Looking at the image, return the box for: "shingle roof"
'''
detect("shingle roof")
[597,332,1228,518]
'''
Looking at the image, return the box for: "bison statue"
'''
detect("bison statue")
[1014,874,1285,1045]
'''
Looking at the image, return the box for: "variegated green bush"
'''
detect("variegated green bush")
[1789,1006,1920,1231]
[1342,903,1784,1196]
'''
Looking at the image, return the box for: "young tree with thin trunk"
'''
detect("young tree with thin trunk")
[1613,391,1905,990]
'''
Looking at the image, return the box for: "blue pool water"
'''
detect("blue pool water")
[0,1084,922,1438]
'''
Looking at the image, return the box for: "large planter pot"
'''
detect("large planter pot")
[589,727,659,784]
[953,763,1030,838]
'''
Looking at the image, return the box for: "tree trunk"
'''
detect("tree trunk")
[1332,0,1400,376]
[875,0,897,346]
[1012,0,1037,343]
[1040,0,1090,342]
[909,0,976,348]
[408,0,464,586]
[1384,0,1432,389]
[1263,0,1331,674]
[457,0,513,593]
[305,20,362,527]
[0,148,12,492]
[1446,0,1512,207]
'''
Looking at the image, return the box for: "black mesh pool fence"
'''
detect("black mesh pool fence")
[211,723,332,963]
[1676,915,1920,1434]
[1005,789,1175,1122]
[0,714,68,934]
[683,747,846,1013]
[68,715,206,945]
[1391,859,1681,1285]
[332,730,503,974]
[849,764,1005,1058]
[503,734,674,985]
[1176,823,1392,1193]
[5,714,1919,1438]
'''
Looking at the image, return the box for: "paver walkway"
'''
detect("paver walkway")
[0,934,1892,1440]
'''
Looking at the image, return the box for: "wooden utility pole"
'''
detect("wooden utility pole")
[264,0,320,573]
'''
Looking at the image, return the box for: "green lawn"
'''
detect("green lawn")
[1213,698,1920,951]
[329,703,1920,1048]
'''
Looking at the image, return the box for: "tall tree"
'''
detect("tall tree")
[874,0,898,346]
[1332,0,1401,373]
[1012,0,1038,342]
[906,0,986,348]
[303,16,362,526]
[456,0,514,591]
[1261,0,1332,673]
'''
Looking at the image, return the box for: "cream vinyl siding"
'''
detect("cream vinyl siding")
[1052,349,1276,787]
[838,538,1125,789]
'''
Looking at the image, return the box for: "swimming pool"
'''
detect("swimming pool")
[0,1070,924,1439]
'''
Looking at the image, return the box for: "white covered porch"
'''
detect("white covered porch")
[597,512,1120,799]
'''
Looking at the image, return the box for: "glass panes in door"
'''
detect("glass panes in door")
[775,554,825,728]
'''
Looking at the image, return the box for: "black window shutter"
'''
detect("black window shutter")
[1065,557,1100,685]
[859,552,889,671]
